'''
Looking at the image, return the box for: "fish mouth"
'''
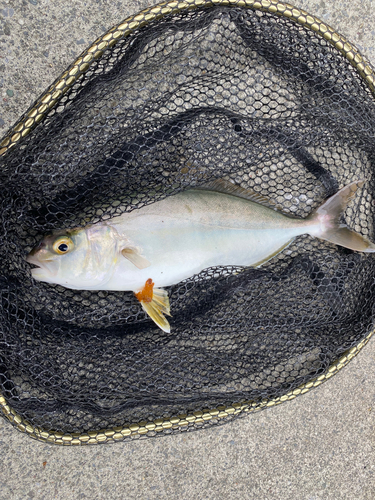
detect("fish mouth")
[26,254,58,279]
[26,253,40,266]
[27,261,40,269]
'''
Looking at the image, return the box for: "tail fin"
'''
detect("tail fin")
[308,180,375,252]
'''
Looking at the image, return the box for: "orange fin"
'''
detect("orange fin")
[135,279,171,332]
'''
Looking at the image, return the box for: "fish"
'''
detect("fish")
[26,179,375,332]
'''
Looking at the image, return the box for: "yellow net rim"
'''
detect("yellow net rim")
[1,331,372,444]
[1,0,375,157]
[1,0,374,444]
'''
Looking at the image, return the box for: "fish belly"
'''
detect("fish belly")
[103,215,309,291]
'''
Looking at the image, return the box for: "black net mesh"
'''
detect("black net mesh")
[1,1,375,443]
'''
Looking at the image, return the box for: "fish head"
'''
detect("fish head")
[26,224,119,289]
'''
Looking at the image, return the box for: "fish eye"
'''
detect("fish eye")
[53,236,74,255]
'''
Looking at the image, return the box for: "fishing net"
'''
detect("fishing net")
[1,0,375,445]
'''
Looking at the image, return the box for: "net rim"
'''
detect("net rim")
[1,331,372,444]
[1,0,374,444]
[1,0,375,156]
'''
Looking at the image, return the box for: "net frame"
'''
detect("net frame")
[1,0,374,445]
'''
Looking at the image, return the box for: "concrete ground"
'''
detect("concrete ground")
[1,0,375,498]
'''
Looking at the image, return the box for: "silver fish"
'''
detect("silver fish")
[26,179,375,332]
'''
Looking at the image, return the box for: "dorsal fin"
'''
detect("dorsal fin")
[194,178,280,210]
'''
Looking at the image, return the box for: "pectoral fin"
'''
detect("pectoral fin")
[121,247,151,269]
[135,279,171,332]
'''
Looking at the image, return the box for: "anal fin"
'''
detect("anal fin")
[135,279,171,333]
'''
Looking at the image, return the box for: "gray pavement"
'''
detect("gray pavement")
[1,0,375,498]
